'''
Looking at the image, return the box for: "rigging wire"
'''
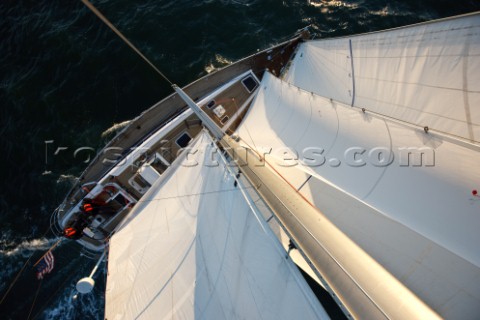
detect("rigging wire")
[32,238,63,268]
[230,97,261,156]
[0,227,53,306]
[30,248,107,320]
[80,0,174,86]
[0,257,34,305]
[30,275,74,320]
[82,186,256,212]
[26,279,43,320]
[234,135,316,208]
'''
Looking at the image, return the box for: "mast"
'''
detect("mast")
[173,86,224,139]
[104,131,329,319]
[173,80,439,318]
[218,135,441,319]
[79,0,452,317]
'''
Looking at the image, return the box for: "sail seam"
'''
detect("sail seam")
[349,39,356,107]
[462,40,475,141]
[355,74,480,94]
[277,74,480,147]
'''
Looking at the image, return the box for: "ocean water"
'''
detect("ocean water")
[1,1,479,319]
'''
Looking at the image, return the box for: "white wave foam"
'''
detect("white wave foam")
[205,54,233,73]
[42,285,103,320]
[101,120,131,138]
[56,174,78,184]
[0,237,57,257]
[308,0,359,9]
[369,6,411,17]
[215,53,233,65]
[231,0,256,7]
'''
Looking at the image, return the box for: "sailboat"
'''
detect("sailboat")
[54,3,480,319]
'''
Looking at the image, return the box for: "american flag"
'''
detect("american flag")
[35,251,54,280]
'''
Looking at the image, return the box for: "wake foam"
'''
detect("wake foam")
[56,174,78,184]
[0,237,57,257]
[101,120,131,138]
[41,284,104,320]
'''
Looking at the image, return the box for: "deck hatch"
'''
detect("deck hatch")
[207,100,215,109]
[242,76,258,93]
[176,132,192,148]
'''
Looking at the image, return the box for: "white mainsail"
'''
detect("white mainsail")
[236,15,480,316]
[105,132,328,320]
[100,11,480,320]
[285,12,480,142]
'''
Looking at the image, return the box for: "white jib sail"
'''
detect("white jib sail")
[105,131,328,320]
[236,71,480,319]
[285,12,480,143]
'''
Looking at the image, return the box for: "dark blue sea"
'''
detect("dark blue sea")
[1,1,479,319]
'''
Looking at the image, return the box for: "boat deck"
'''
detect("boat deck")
[57,38,301,231]
[60,68,269,250]
[201,78,255,128]
[79,37,300,184]
[113,113,204,200]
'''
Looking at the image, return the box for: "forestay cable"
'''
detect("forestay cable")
[81,0,173,86]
